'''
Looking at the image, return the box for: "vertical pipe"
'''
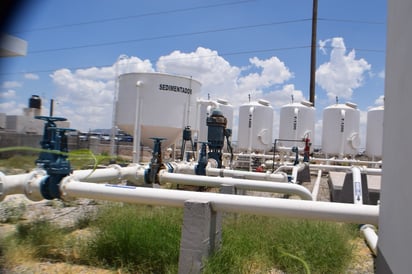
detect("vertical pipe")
[352,166,363,204]
[339,109,346,158]
[309,0,318,106]
[360,224,378,256]
[49,99,54,116]
[248,106,255,171]
[133,81,143,163]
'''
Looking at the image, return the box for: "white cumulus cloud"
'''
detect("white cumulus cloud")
[1,81,22,89]
[316,37,371,102]
[48,47,301,140]
[24,73,39,80]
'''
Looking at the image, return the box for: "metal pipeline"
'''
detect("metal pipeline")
[158,171,313,200]
[0,169,46,202]
[289,164,307,184]
[53,177,379,225]
[72,164,145,184]
[166,162,289,182]
[352,166,363,204]
[308,164,382,175]
[1,169,379,225]
[360,224,378,256]
[311,169,323,201]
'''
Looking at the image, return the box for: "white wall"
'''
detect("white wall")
[376,0,412,272]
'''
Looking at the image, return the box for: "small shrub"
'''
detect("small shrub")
[15,220,66,259]
[204,215,355,274]
[85,204,182,273]
[0,202,26,223]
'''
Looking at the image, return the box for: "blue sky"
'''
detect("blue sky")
[0,0,386,146]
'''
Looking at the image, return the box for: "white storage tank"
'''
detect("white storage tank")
[321,102,361,157]
[365,105,384,159]
[278,101,315,151]
[116,72,201,148]
[196,98,234,143]
[237,99,274,152]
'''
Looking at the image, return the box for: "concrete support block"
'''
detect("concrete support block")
[178,200,218,274]
[297,164,311,183]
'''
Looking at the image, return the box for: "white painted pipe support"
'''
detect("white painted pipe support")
[360,224,378,256]
[158,171,313,200]
[58,177,379,225]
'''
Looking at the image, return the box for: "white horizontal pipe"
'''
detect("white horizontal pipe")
[166,162,289,182]
[309,164,382,175]
[72,164,145,183]
[158,171,313,200]
[58,178,379,225]
[311,169,323,201]
[311,157,381,166]
[0,170,46,201]
[360,224,378,256]
[206,167,288,182]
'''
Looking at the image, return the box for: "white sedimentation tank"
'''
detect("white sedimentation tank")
[278,101,315,151]
[116,72,201,152]
[237,99,274,152]
[365,105,384,159]
[322,102,361,157]
[196,98,234,143]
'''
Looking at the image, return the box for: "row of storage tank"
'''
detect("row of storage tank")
[115,72,384,159]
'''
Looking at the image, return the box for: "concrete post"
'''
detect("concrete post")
[178,200,217,274]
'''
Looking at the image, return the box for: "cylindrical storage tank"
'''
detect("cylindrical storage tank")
[196,98,234,143]
[237,99,274,152]
[29,95,41,109]
[116,72,201,148]
[365,106,384,159]
[321,102,361,156]
[278,101,315,151]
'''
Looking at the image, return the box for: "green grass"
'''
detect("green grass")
[85,204,183,273]
[203,215,356,274]
[14,220,68,260]
[0,155,37,170]
[0,202,358,273]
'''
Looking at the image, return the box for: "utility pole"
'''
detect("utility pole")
[309,0,318,106]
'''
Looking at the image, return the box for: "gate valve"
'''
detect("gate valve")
[35,115,75,200]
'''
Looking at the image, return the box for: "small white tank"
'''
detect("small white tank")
[116,72,201,148]
[322,102,360,156]
[196,98,234,143]
[278,101,315,151]
[237,99,274,152]
[365,105,384,159]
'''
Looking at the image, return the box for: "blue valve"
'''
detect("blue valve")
[35,115,75,200]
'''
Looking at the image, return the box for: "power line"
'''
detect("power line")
[319,18,385,25]
[11,0,256,34]
[24,16,386,55]
[0,45,384,77]
[28,19,312,54]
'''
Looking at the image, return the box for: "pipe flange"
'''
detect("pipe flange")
[108,164,123,182]
[59,175,77,201]
[25,169,47,201]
